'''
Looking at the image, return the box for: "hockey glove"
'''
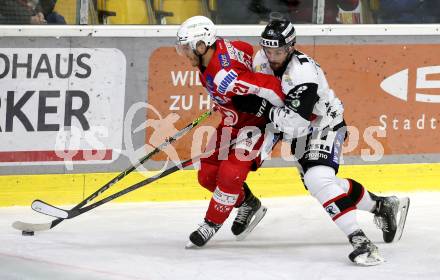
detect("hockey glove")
[231,94,273,119]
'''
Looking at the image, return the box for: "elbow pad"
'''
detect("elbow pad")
[285,83,319,120]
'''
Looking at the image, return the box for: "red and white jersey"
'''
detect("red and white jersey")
[199,38,284,128]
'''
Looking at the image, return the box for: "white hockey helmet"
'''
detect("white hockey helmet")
[176,16,216,55]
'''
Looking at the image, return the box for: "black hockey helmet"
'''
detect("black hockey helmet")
[260,19,296,49]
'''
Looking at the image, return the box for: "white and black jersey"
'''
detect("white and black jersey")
[253,49,344,139]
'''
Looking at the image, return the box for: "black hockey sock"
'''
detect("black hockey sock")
[346,178,377,212]
[243,182,251,197]
[323,194,356,221]
[346,179,364,205]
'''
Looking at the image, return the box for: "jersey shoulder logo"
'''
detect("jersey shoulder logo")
[224,40,237,60]
[218,54,231,68]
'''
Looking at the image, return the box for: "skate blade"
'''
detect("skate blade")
[236,205,267,241]
[353,252,385,266]
[393,197,410,243]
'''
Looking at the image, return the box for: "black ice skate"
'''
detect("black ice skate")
[348,230,384,266]
[231,191,267,241]
[372,195,410,243]
[185,219,221,248]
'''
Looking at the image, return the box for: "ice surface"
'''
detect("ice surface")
[0,192,439,280]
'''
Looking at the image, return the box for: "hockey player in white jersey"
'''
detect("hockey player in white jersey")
[232,19,410,266]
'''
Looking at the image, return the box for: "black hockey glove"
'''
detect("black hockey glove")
[232,94,273,119]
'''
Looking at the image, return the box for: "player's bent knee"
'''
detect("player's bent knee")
[217,157,252,193]
[303,165,337,196]
[197,164,218,192]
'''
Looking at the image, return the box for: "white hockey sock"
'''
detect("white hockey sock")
[314,189,361,237]
[304,166,361,237]
[334,210,361,236]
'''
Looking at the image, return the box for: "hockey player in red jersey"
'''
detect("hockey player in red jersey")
[232,19,410,265]
[176,16,285,248]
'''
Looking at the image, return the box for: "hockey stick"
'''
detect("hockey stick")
[12,110,212,232]
[18,133,245,227]
[32,158,196,219]
[13,158,195,232]
[30,132,247,220]
[27,128,275,220]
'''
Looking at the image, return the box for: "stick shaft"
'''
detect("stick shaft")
[41,110,212,226]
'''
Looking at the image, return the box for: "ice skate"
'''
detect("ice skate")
[348,230,384,266]
[372,195,410,243]
[231,192,267,241]
[185,219,221,248]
